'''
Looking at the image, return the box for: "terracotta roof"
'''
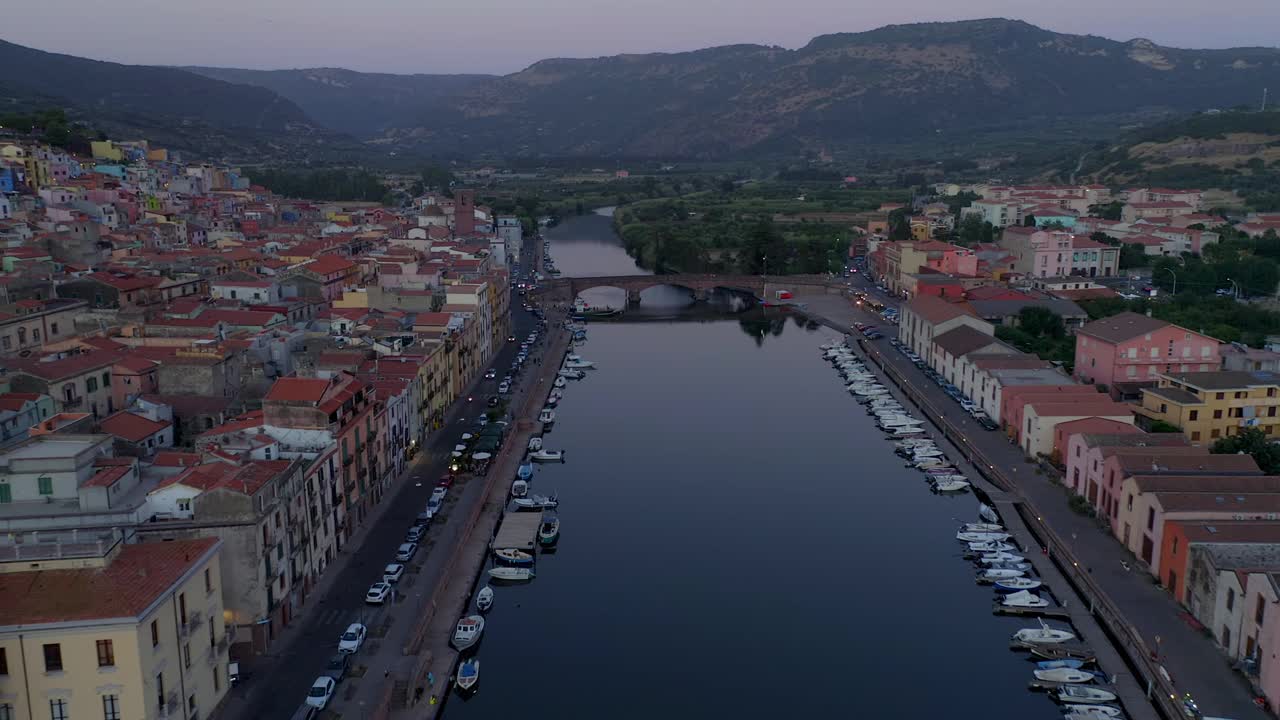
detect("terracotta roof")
[83,464,133,488]
[114,355,160,374]
[969,354,1050,371]
[264,377,330,403]
[0,538,219,626]
[933,325,1003,358]
[1077,312,1171,343]
[304,255,356,275]
[1025,400,1134,417]
[152,451,202,468]
[905,295,974,326]
[1131,474,1280,494]
[1119,453,1261,475]
[1177,521,1280,545]
[99,411,171,443]
[8,350,123,382]
[1156,492,1280,513]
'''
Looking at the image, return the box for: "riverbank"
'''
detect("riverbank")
[794,289,1268,720]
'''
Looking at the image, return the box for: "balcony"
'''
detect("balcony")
[61,395,85,409]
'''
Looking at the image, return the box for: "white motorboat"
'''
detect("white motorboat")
[963,523,1005,533]
[995,577,1043,592]
[979,503,1000,524]
[1054,681,1116,702]
[528,436,543,452]
[967,541,1016,553]
[1054,686,1117,704]
[538,409,556,424]
[451,615,485,651]
[1062,704,1123,718]
[1035,667,1095,683]
[958,531,1010,542]
[476,586,494,612]
[915,459,952,469]
[980,568,1026,581]
[891,428,928,438]
[513,494,559,510]
[530,449,564,463]
[492,548,534,565]
[978,552,1025,564]
[1013,620,1076,645]
[511,479,529,498]
[564,356,595,369]
[911,448,944,458]
[933,479,971,492]
[456,658,480,691]
[553,376,567,388]
[1003,590,1050,609]
[558,368,585,379]
[488,566,535,581]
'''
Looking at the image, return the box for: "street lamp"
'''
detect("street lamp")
[1227,277,1242,299]
[1163,267,1178,295]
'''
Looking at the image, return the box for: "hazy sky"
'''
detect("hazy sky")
[7,0,1279,75]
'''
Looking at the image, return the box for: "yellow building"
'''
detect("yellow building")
[0,537,229,720]
[1137,370,1280,445]
[90,141,124,162]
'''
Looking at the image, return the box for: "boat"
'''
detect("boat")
[889,427,927,438]
[987,561,1033,572]
[958,531,1011,542]
[981,568,1027,581]
[994,577,1043,592]
[511,479,529,498]
[557,369,585,380]
[1062,704,1122,718]
[1053,686,1117,704]
[493,548,534,565]
[1013,620,1076,645]
[1035,668,1095,683]
[539,409,556,424]
[451,615,485,651]
[528,437,544,452]
[553,376,567,388]
[977,552,1025,564]
[967,541,1016,553]
[488,567,535,581]
[476,586,494,612]
[564,358,595,369]
[963,523,1005,533]
[1002,590,1050,609]
[979,503,1000,524]
[530,449,564,463]
[1037,659,1086,670]
[1030,645,1096,662]
[456,658,480,691]
[544,394,559,408]
[518,462,534,481]
[514,494,559,510]
[538,516,560,545]
[933,479,971,492]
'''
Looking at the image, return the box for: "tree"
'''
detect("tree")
[1119,243,1149,269]
[1211,427,1280,474]
[1023,214,1037,227]
[1088,202,1124,221]
[887,209,911,240]
[1148,420,1182,433]
[1091,231,1120,246]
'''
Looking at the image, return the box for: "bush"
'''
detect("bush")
[1068,494,1096,517]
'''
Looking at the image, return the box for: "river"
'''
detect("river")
[446,212,1060,719]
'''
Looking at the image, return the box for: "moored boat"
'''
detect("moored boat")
[488,566,535,581]
[553,376,567,388]
[451,615,485,651]
[1052,686,1117,704]
[538,408,556,424]
[558,368,585,379]
[511,479,529,498]
[1037,659,1085,670]
[1013,621,1076,645]
[958,531,1011,543]
[933,479,971,492]
[456,658,480,691]
[518,462,534,481]
[1034,667,1095,683]
[1062,704,1122,718]
[994,577,1042,592]
[493,548,534,565]
[1002,590,1050,609]
[528,436,543,452]
[514,494,559,510]
[530,449,565,463]
[538,516,560,545]
[476,586,494,612]
[963,523,1005,533]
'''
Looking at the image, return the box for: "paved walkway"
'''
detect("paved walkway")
[799,288,1269,720]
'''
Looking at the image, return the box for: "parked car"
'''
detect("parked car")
[484,369,497,379]
[324,654,350,683]
[498,381,511,394]
[395,542,418,562]
[430,486,447,503]
[507,335,517,342]
[337,623,366,653]
[976,413,1000,431]
[413,512,432,528]
[366,581,392,604]
[487,396,501,408]
[306,677,336,710]
[381,561,401,584]
[405,525,425,543]
[959,400,978,414]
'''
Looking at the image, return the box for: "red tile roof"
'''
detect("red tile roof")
[0,538,219,625]
[264,377,330,403]
[304,255,356,275]
[99,411,171,443]
[8,350,124,381]
[83,464,133,488]
[905,295,974,325]
[153,451,202,468]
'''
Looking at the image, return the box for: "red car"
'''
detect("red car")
[437,473,455,488]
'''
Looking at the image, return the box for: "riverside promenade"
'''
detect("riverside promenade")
[797,288,1268,720]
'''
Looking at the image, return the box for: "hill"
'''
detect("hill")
[184,66,490,138]
[0,39,368,163]
[1074,110,1280,210]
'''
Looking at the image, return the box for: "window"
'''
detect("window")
[43,643,62,672]
[102,372,110,387]
[1212,428,1222,439]
[1214,409,1224,419]
[17,328,26,344]
[1189,410,1199,421]
[179,593,187,624]
[1192,431,1201,441]
[103,694,120,720]
[151,620,159,647]
[213,666,221,692]
[183,642,191,669]
[1172,537,1179,555]
[177,498,191,512]
[0,647,7,675]
[86,377,98,393]
[208,621,215,649]
[32,329,39,342]
[1259,596,1268,625]
[49,699,68,720]
[204,568,213,593]
[1151,347,1159,359]
[1160,403,1168,414]
[96,639,114,667]
[50,322,58,335]
[1217,392,1226,400]
[1146,507,1155,531]
[1228,588,1236,611]
[156,673,165,713]
[1,337,10,351]
[1127,495,1134,511]
[0,703,12,720]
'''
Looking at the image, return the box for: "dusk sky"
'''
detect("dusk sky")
[7,0,1280,75]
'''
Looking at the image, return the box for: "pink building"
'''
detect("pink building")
[1074,312,1221,394]
[1062,431,1186,498]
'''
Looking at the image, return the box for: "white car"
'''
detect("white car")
[337,622,366,653]
[306,676,336,709]
[498,381,511,394]
[430,486,447,503]
[366,581,392,604]
[395,543,418,562]
[383,563,405,584]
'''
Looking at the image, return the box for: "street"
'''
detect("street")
[220,283,542,720]
[803,272,1268,720]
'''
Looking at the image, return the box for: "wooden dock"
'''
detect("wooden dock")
[992,604,1072,618]
[491,510,543,551]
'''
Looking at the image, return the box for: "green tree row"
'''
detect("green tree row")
[251,168,390,203]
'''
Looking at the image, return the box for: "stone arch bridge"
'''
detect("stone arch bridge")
[536,274,839,305]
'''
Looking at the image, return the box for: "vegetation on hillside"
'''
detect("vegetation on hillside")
[0,108,100,153]
[251,168,390,203]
